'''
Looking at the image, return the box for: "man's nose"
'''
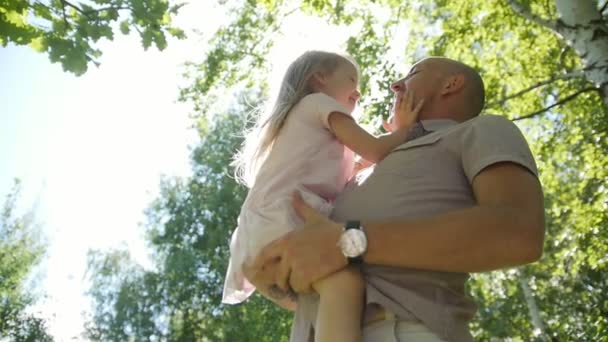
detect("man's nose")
[353,90,361,100]
[391,80,404,92]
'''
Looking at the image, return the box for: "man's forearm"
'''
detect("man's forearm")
[363,204,544,273]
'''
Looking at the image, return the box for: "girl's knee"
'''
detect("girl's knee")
[339,266,364,286]
[317,266,364,294]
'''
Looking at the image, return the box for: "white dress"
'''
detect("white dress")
[222,93,356,304]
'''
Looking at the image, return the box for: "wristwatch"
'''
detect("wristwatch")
[337,220,368,264]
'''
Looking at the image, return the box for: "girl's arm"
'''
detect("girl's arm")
[328,115,409,163]
[328,91,423,163]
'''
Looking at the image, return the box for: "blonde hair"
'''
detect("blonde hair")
[233,50,358,187]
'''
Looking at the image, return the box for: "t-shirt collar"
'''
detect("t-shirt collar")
[420,119,459,132]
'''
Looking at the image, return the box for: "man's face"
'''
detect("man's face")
[389,59,442,123]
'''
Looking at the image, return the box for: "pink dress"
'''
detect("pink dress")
[222,93,356,304]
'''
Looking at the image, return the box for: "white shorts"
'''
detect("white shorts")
[363,311,446,342]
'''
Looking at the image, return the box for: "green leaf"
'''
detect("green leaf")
[29,36,47,52]
[141,28,153,49]
[168,27,186,39]
[4,9,27,27]
[0,0,185,75]
[119,20,130,34]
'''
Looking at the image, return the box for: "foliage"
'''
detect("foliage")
[0,0,186,75]
[178,0,608,340]
[85,96,292,341]
[0,180,53,341]
[86,0,608,340]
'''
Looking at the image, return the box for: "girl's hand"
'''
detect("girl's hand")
[252,192,346,295]
[353,155,374,175]
[382,116,397,133]
[243,259,297,311]
[392,88,425,130]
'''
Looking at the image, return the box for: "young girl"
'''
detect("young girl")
[222,50,421,342]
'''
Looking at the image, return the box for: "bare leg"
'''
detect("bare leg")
[312,266,364,342]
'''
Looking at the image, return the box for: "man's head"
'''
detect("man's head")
[391,57,485,122]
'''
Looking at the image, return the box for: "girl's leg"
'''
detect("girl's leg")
[312,266,364,342]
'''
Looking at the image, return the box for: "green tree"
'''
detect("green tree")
[85,97,292,341]
[178,0,607,340]
[0,180,53,341]
[0,0,186,75]
[85,0,607,340]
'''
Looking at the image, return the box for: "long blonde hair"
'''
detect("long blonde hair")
[233,51,358,187]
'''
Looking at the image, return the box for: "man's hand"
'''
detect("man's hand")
[252,192,347,294]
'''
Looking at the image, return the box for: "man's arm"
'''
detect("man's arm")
[255,161,545,293]
[363,161,545,272]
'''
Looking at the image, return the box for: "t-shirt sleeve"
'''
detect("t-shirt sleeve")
[461,115,539,183]
[296,93,352,130]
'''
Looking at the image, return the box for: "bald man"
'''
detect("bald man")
[247,57,545,341]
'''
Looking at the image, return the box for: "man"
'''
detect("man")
[246,57,545,341]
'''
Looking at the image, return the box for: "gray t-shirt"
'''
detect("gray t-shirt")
[290,115,539,342]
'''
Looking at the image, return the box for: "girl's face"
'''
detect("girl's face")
[315,61,361,113]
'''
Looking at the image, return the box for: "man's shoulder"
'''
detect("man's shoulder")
[425,115,514,138]
[432,114,530,154]
[452,114,524,139]
[466,114,514,129]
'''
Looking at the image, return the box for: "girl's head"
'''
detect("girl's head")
[234,50,360,186]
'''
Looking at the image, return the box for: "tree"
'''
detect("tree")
[0,0,186,75]
[85,0,607,340]
[85,97,293,341]
[177,0,607,340]
[0,180,53,341]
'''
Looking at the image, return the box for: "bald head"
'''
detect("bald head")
[391,57,486,122]
[423,57,485,119]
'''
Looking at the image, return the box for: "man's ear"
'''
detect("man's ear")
[440,74,465,95]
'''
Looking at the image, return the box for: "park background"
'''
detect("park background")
[1,0,606,340]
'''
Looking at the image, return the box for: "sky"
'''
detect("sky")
[0,2,218,340]
[0,3,375,341]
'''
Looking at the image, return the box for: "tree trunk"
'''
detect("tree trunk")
[518,269,549,341]
[554,0,608,108]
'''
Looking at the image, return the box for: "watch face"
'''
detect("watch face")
[342,229,367,257]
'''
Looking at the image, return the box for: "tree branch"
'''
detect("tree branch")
[60,0,89,17]
[600,1,608,16]
[244,6,297,59]
[512,87,598,121]
[134,25,144,36]
[59,0,70,30]
[486,71,585,108]
[505,0,557,32]
[82,6,132,16]
[56,0,132,19]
